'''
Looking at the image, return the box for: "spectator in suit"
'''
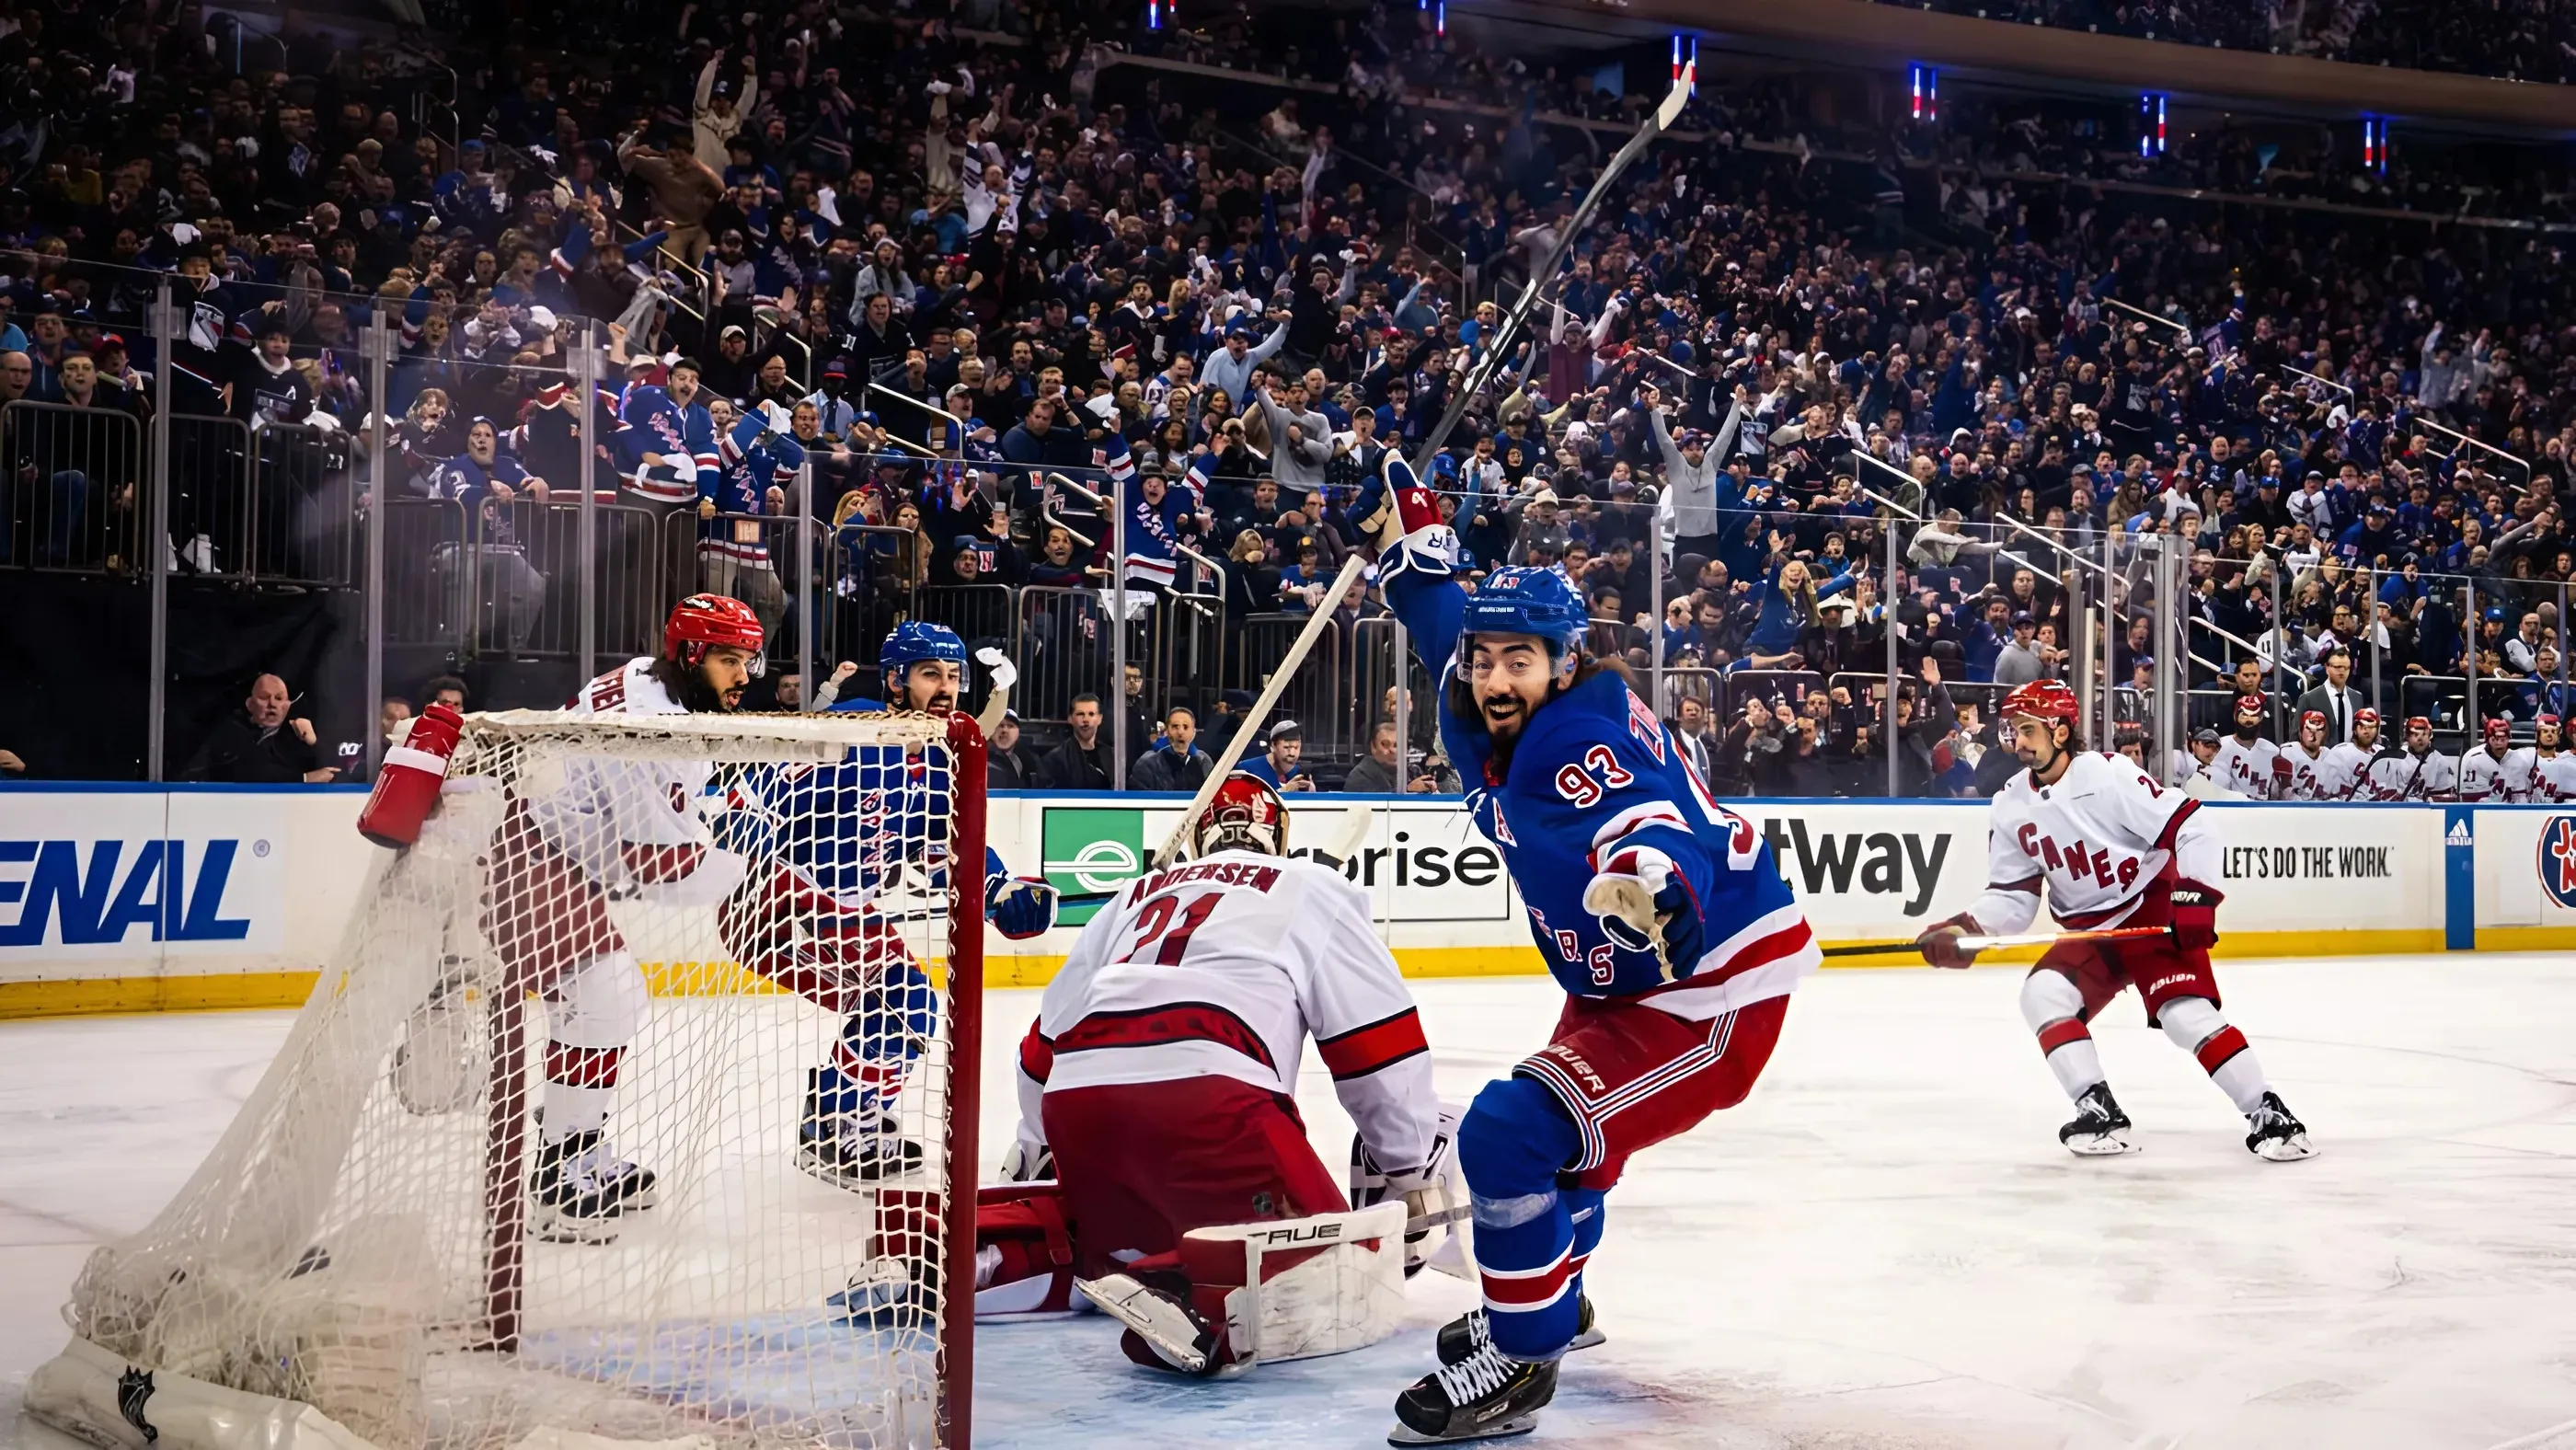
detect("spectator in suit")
[1665,694,1715,782]
[2295,647,2366,742]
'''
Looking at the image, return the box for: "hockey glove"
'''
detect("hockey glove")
[1581,846,1704,979]
[986,875,1058,939]
[1916,913,1982,969]
[2168,880,2222,953]
[1349,455,1457,580]
[2269,754,2293,799]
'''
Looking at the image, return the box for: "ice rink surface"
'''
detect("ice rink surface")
[6,954,2576,1450]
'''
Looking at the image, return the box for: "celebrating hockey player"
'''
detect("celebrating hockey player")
[2318,708,2385,800]
[2211,696,2278,798]
[1355,458,1817,1443]
[2457,718,2518,802]
[716,621,1057,1185]
[1915,679,2314,1162]
[465,593,763,1237]
[907,774,1447,1377]
[2272,711,2335,800]
[2368,716,2456,800]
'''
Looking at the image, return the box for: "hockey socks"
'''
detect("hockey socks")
[2156,996,2268,1115]
[813,958,936,1121]
[2018,970,2106,1099]
[541,952,648,1144]
[1455,1076,1591,1361]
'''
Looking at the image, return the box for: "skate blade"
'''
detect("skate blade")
[799,1145,926,1189]
[2254,1132,2317,1162]
[1388,1413,1537,1445]
[2063,1130,2139,1157]
[532,1206,627,1245]
[1078,1274,1214,1374]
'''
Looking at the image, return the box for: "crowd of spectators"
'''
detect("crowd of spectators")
[1874,0,2576,86]
[5,0,2576,798]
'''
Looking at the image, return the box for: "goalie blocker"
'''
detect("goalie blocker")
[837,775,1455,1375]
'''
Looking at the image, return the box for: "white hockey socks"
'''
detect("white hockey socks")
[2156,997,2269,1115]
[542,951,649,1143]
[2019,970,2106,1100]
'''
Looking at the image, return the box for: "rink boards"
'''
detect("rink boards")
[0,784,2560,1017]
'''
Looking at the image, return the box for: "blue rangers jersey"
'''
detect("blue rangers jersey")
[1383,571,1818,1016]
[718,701,1005,916]
[699,411,807,567]
[615,383,719,503]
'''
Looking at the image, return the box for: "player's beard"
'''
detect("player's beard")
[679,662,744,713]
[911,686,957,714]
[2234,725,2260,742]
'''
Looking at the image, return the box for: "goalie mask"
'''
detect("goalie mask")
[1193,773,1288,857]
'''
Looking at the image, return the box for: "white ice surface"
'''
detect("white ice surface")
[7,956,2576,1449]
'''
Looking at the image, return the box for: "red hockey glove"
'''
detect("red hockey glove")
[2168,879,2222,953]
[1916,913,1982,969]
[2269,755,2293,797]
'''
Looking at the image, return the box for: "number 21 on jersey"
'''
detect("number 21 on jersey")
[1118,890,1220,967]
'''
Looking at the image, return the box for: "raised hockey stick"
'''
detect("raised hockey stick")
[1819,926,2168,960]
[1149,73,1699,870]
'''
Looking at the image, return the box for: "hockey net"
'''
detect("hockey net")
[34,708,988,1450]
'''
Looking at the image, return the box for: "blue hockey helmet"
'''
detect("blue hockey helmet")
[880,621,970,690]
[1457,566,1588,666]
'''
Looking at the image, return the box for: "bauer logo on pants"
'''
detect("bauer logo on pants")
[1041,807,1146,925]
[2536,817,2576,908]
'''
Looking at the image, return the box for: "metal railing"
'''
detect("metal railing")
[1,399,145,573]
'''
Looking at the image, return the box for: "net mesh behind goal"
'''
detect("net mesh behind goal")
[50,709,986,1450]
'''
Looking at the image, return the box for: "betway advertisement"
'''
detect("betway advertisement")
[992,796,2443,954]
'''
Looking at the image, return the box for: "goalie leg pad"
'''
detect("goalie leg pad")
[1155,1201,1410,1369]
[972,1185,1081,1318]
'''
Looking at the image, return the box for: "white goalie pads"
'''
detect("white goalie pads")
[1185,1200,1410,1369]
[1350,1102,1473,1281]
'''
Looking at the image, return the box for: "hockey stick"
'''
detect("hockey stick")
[1819,926,2168,960]
[1146,73,1698,870]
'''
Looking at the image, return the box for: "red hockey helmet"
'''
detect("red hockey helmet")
[1999,678,2081,729]
[2354,708,2382,726]
[666,593,766,676]
[1193,773,1289,857]
[2234,695,2266,721]
[2484,717,2512,740]
[2300,709,2328,734]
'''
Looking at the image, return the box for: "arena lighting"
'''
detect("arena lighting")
[1144,0,1160,29]
[1436,0,1446,35]
[2362,116,2389,174]
[1910,63,1938,122]
[1672,34,1699,97]
[2138,92,2167,156]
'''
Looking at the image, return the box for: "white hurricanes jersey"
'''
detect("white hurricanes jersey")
[2167,748,2216,790]
[2317,742,2380,800]
[2500,746,2545,802]
[2274,744,2336,800]
[2212,735,2281,800]
[2535,751,2576,803]
[2457,747,2517,803]
[2367,748,2456,801]
[1016,850,1438,1174]
[1975,752,2202,932]
[526,657,719,884]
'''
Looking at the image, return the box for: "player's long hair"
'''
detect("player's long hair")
[651,653,735,713]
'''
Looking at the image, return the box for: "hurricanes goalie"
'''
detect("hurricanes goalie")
[840,773,1452,1379]
[1915,678,2316,1162]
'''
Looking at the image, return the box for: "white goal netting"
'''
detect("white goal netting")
[35,709,984,1450]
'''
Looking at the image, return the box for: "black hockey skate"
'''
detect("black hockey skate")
[1390,1342,1557,1445]
[1435,1294,1604,1367]
[2244,1091,2317,1161]
[799,1069,926,1187]
[531,1129,657,1242]
[2058,1083,2137,1157]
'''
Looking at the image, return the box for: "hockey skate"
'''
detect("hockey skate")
[2059,1083,2137,1156]
[799,1069,926,1187]
[827,1255,937,1328]
[1078,1272,1233,1377]
[1390,1342,1557,1444]
[531,1129,657,1242]
[2245,1091,2317,1161]
[1435,1294,1604,1367]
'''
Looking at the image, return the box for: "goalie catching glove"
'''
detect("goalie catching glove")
[1581,846,1704,980]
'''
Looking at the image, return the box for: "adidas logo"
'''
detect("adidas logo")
[2445,820,2473,846]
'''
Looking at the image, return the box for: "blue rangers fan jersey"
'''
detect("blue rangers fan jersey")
[698,411,807,567]
[615,383,719,503]
[1383,571,1818,1014]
